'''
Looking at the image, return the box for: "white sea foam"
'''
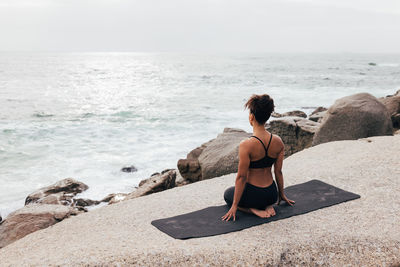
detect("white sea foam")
[0,52,399,219]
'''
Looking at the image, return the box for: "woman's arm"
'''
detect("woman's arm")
[273,137,295,206]
[273,139,285,196]
[231,141,250,207]
[221,140,250,221]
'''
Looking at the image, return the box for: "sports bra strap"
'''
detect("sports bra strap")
[265,133,273,152]
[249,135,267,151]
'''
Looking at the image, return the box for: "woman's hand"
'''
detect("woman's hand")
[278,194,295,206]
[221,205,237,221]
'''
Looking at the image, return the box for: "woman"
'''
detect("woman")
[221,94,295,221]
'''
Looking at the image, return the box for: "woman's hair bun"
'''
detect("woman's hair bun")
[244,94,275,124]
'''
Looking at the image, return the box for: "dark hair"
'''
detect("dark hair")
[244,94,275,124]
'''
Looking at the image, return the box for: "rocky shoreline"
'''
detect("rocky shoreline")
[0,91,399,251]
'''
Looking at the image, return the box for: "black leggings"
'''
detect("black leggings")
[224,180,278,210]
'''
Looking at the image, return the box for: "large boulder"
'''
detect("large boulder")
[25,178,89,206]
[0,204,80,248]
[177,128,251,182]
[379,92,400,129]
[313,93,393,146]
[177,138,215,183]
[267,117,320,157]
[197,128,252,180]
[124,169,176,201]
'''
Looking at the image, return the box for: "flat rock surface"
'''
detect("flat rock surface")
[0,136,399,266]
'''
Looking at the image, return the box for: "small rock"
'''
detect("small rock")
[271,112,283,118]
[124,169,176,201]
[368,62,377,66]
[272,110,307,118]
[379,93,400,129]
[108,193,128,204]
[177,159,201,183]
[25,178,89,207]
[282,110,307,118]
[121,165,138,173]
[310,106,327,116]
[100,193,128,204]
[175,171,190,187]
[73,198,101,207]
[309,111,327,123]
[0,204,81,249]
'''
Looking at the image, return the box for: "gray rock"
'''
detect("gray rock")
[309,111,327,123]
[72,198,101,207]
[197,128,252,180]
[0,204,80,249]
[25,178,89,206]
[177,128,250,182]
[121,165,138,173]
[272,110,307,118]
[313,93,393,146]
[100,193,128,204]
[177,159,201,183]
[175,170,190,187]
[267,117,320,157]
[379,94,400,129]
[310,106,327,116]
[124,169,176,200]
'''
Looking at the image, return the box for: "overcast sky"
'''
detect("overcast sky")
[1,0,399,53]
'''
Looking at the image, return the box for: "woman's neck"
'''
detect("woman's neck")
[252,123,266,136]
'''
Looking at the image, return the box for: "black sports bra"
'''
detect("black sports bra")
[248,134,277,168]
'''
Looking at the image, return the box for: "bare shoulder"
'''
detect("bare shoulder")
[271,134,284,148]
[239,138,252,151]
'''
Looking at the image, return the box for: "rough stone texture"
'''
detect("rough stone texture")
[25,178,89,206]
[308,110,326,123]
[0,204,80,249]
[0,135,399,266]
[197,128,252,180]
[267,117,320,157]
[177,159,202,182]
[272,110,307,118]
[177,128,251,183]
[124,169,176,201]
[310,106,327,116]
[379,94,400,129]
[175,169,190,187]
[100,193,129,205]
[121,165,137,173]
[177,139,213,183]
[313,93,393,146]
[72,198,100,207]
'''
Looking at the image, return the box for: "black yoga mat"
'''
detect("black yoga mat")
[151,179,360,239]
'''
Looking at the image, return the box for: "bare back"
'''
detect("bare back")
[246,132,283,187]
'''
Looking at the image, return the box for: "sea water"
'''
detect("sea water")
[1,52,399,218]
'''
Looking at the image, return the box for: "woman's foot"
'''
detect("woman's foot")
[249,205,275,218]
